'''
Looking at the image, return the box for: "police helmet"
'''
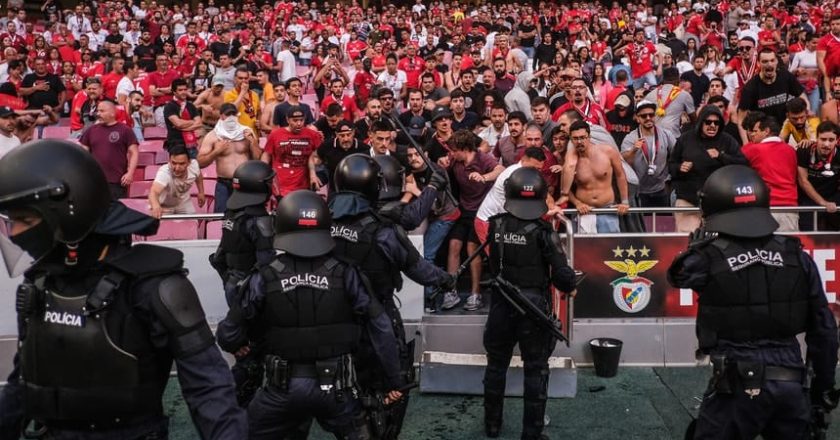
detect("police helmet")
[699,165,778,238]
[333,154,382,202]
[227,160,276,210]
[0,141,111,270]
[273,190,334,257]
[504,167,548,220]
[374,155,405,201]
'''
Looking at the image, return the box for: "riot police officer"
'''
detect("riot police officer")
[374,154,448,231]
[668,165,838,439]
[329,154,456,439]
[0,140,247,440]
[215,189,404,439]
[209,159,276,406]
[484,167,576,440]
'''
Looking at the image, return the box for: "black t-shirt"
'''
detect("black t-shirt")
[458,85,484,114]
[739,71,805,126]
[105,32,124,45]
[518,24,537,47]
[797,147,840,201]
[272,102,315,127]
[451,111,480,132]
[316,139,371,191]
[162,100,200,148]
[134,43,158,72]
[680,70,711,107]
[21,73,65,109]
[606,110,638,146]
[313,117,343,144]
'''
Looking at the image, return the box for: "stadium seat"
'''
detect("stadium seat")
[144,126,167,140]
[132,167,145,181]
[202,163,217,179]
[118,198,150,213]
[41,126,71,139]
[144,165,161,180]
[143,220,200,241]
[57,118,71,127]
[643,215,676,233]
[128,181,153,198]
[137,152,156,166]
[138,140,165,152]
[193,179,216,197]
[154,150,169,164]
[205,220,223,239]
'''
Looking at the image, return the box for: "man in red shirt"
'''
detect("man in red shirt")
[70,77,101,135]
[617,29,658,90]
[817,15,840,98]
[176,21,207,55]
[148,53,181,127]
[398,44,425,90]
[320,78,360,122]
[353,58,376,109]
[552,78,607,126]
[262,106,324,197]
[740,111,799,231]
[100,57,125,100]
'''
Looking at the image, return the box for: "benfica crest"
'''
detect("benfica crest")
[604,246,659,314]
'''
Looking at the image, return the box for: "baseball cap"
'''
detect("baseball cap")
[614,95,631,109]
[431,106,453,123]
[287,105,306,119]
[336,120,354,133]
[408,115,426,137]
[212,77,225,87]
[636,99,657,113]
[0,106,18,118]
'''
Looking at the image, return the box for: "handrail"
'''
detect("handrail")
[557,206,830,215]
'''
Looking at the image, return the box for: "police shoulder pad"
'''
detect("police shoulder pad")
[105,244,184,279]
[255,215,274,238]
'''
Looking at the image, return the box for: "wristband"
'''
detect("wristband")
[621,199,629,204]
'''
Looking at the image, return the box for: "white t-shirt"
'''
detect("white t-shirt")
[0,132,21,160]
[477,162,522,222]
[377,70,407,98]
[116,76,137,100]
[153,159,200,208]
[277,50,297,83]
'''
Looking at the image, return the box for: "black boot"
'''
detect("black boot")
[484,392,504,438]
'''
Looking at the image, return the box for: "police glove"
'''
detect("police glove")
[428,171,448,192]
[688,227,717,249]
[439,273,457,292]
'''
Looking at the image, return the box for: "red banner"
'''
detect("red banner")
[572,234,840,319]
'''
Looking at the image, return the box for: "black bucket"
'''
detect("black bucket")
[589,338,623,378]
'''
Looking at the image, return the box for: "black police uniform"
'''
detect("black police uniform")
[484,168,576,440]
[0,141,246,440]
[329,154,454,439]
[668,165,838,440]
[209,160,277,406]
[374,154,448,232]
[216,190,403,440]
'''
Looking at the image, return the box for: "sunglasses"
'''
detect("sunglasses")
[637,112,655,119]
[703,119,721,127]
[738,46,754,52]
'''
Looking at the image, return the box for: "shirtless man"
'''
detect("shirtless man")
[559,120,630,233]
[820,76,840,124]
[193,77,226,137]
[260,82,286,136]
[197,103,261,213]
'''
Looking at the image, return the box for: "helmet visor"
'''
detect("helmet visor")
[0,211,54,277]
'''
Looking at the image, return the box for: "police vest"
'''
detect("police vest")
[331,213,401,301]
[492,215,548,289]
[218,207,272,272]
[19,245,183,423]
[257,254,361,361]
[696,236,809,350]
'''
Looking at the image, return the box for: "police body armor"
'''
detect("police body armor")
[330,212,402,302]
[256,254,361,361]
[19,245,184,423]
[695,236,809,351]
[493,215,547,290]
[218,207,273,273]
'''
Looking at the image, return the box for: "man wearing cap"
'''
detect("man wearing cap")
[311,120,370,193]
[194,77,228,135]
[198,103,262,213]
[606,94,638,146]
[262,105,324,198]
[668,165,838,440]
[0,105,20,159]
[620,100,677,207]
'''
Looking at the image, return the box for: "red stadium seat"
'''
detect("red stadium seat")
[144,165,161,180]
[128,181,153,198]
[144,127,167,140]
[143,220,200,241]
[205,220,223,239]
[118,198,150,213]
[41,126,71,139]
[138,140,165,152]
[137,152,156,166]
[155,150,169,164]
[132,167,145,181]
[203,163,217,179]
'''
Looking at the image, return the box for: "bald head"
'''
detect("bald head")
[96,100,117,124]
[524,124,544,148]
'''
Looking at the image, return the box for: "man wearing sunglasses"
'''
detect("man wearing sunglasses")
[724,36,759,90]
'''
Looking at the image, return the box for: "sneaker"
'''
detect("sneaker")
[463,293,484,311]
[440,290,461,310]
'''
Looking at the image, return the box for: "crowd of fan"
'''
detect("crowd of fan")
[0,0,839,310]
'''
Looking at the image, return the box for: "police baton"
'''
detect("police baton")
[385,113,459,208]
[430,239,490,300]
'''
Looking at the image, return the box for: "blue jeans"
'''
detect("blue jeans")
[521,46,535,59]
[596,214,620,233]
[215,178,232,213]
[632,71,658,90]
[806,87,821,118]
[423,218,454,299]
